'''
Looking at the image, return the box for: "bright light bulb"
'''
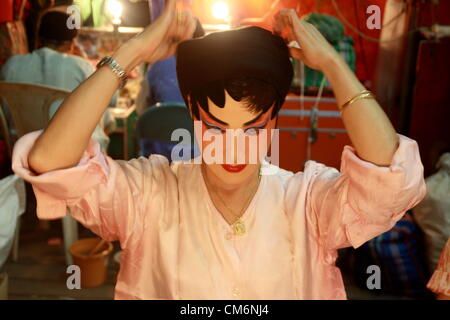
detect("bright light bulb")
[212,1,229,21]
[107,0,123,25]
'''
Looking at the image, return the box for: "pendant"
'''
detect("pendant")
[233,219,246,236]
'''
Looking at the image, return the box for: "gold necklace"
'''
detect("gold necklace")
[202,165,261,236]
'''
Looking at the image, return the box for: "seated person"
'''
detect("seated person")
[0,11,116,152]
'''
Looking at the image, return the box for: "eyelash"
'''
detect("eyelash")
[204,123,225,133]
[204,123,260,135]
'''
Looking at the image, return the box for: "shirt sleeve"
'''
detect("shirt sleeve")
[0,60,10,80]
[427,237,450,296]
[11,130,172,249]
[304,134,426,250]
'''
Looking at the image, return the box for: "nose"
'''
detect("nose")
[233,134,239,164]
[224,129,246,164]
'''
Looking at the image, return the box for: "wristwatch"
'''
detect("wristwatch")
[96,56,128,89]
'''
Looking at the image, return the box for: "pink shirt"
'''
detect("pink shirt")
[12,131,426,299]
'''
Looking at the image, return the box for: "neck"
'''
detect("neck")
[40,42,71,54]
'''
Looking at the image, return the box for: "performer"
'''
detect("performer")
[12,1,425,299]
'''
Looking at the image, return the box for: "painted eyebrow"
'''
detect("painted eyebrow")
[243,111,267,126]
[201,109,267,127]
[202,111,228,126]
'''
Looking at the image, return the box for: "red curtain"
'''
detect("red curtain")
[0,0,14,22]
[231,0,386,84]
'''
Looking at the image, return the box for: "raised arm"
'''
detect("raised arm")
[274,9,398,166]
[28,0,196,174]
[275,10,427,251]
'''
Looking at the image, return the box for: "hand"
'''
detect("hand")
[131,0,196,64]
[273,9,342,72]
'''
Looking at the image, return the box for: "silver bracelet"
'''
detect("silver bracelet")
[96,56,128,89]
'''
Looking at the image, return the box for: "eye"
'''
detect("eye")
[205,123,225,135]
[244,127,259,136]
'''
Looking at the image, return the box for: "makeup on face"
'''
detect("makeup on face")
[198,108,272,173]
[199,108,272,135]
[221,164,247,173]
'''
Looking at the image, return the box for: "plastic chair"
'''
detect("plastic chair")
[0,81,78,265]
[136,102,199,162]
[0,104,12,161]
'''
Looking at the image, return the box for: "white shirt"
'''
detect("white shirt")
[1,47,115,151]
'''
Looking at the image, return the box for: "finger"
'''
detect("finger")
[180,14,197,40]
[140,0,177,39]
[291,19,317,49]
[285,10,295,27]
[272,15,284,35]
[162,0,177,17]
[274,9,305,42]
[171,10,193,42]
[278,9,297,29]
[289,47,305,61]
[287,30,297,43]
[157,0,177,29]
[165,6,184,38]
[273,9,291,33]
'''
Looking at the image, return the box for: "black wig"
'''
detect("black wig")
[176,26,293,120]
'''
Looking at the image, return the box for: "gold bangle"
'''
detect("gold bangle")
[339,90,375,113]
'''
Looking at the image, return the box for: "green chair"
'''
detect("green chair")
[136,102,199,162]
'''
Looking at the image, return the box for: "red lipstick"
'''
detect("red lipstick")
[221,164,247,173]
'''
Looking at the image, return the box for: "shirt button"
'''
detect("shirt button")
[225,232,233,240]
[232,287,241,297]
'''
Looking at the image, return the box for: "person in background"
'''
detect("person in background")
[77,33,99,59]
[0,10,116,152]
[21,0,56,52]
[137,18,205,115]
[427,237,450,300]
[135,18,204,160]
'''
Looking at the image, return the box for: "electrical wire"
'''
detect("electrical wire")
[306,76,326,161]
[331,0,418,43]
[354,0,370,80]
[299,60,305,121]
[377,2,408,28]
